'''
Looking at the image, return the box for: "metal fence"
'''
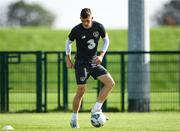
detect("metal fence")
[0,51,180,113]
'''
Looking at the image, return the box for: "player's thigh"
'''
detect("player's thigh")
[75,66,90,85]
[97,73,115,87]
[91,65,108,80]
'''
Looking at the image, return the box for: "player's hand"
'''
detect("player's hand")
[66,56,74,69]
[66,60,74,68]
[95,56,103,64]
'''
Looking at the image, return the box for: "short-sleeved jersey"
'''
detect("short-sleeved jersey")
[68,21,106,61]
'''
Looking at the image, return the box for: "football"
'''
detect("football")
[90,112,106,127]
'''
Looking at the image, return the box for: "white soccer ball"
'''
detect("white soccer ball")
[2,125,14,130]
[91,112,106,127]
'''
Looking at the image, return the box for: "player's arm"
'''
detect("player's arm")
[65,39,74,68]
[96,34,109,64]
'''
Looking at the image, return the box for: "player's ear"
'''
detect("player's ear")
[91,17,94,20]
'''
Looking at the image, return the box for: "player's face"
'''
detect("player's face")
[80,16,93,29]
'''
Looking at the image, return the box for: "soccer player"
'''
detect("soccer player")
[65,8,115,128]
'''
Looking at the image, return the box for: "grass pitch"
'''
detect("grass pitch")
[0,112,180,131]
[1,27,180,51]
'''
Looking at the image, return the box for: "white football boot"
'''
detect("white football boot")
[70,120,80,128]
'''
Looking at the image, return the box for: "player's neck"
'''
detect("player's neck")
[82,21,93,29]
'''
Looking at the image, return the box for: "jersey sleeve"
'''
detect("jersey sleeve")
[68,28,76,41]
[99,24,106,38]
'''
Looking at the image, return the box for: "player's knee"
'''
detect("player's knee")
[106,79,115,90]
[77,86,86,96]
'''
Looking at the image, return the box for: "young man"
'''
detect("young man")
[65,8,115,128]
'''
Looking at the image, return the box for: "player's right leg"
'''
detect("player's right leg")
[70,84,86,128]
[70,62,89,128]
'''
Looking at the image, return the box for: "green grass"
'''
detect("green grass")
[1,27,180,51]
[0,112,180,131]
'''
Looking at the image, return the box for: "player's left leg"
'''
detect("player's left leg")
[91,73,115,113]
[97,73,115,103]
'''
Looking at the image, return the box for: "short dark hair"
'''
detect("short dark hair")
[80,8,92,18]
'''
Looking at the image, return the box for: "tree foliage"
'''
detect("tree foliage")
[7,0,55,27]
[154,0,180,26]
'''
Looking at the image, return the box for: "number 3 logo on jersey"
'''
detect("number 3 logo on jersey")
[87,39,96,50]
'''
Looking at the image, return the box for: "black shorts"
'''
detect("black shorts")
[74,60,108,84]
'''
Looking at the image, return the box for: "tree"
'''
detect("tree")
[7,0,55,27]
[154,0,180,26]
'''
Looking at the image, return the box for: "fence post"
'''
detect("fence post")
[57,53,61,110]
[121,54,125,112]
[0,53,9,112]
[36,51,43,112]
[62,52,68,110]
[43,53,47,112]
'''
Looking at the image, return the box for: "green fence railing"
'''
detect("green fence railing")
[0,51,180,112]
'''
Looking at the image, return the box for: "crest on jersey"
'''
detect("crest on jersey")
[93,31,99,38]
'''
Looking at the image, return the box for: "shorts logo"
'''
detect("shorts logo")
[82,35,86,39]
[80,77,86,82]
[93,31,99,38]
